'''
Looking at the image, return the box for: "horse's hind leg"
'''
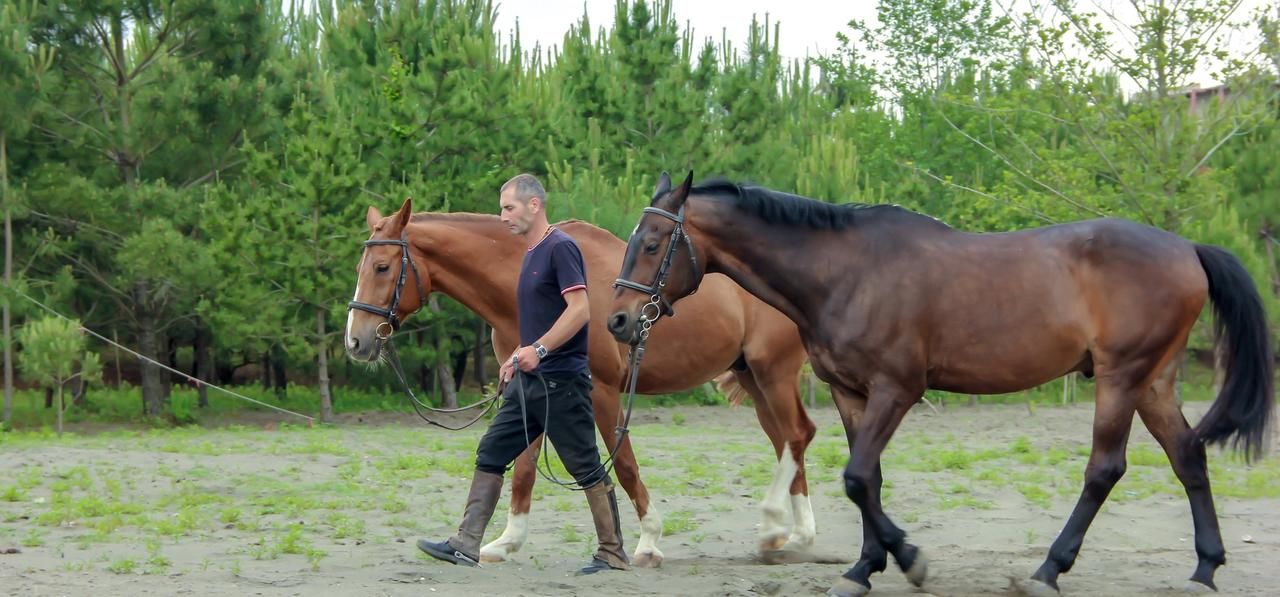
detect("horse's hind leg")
[744,354,819,553]
[1025,375,1139,595]
[1136,354,1225,591]
[736,369,796,553]
[480,435,540,563]
[590,384,663,567]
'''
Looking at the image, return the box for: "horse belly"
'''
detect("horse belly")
[927,322,1089,395]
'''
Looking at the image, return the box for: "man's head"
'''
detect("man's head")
[499,173,548,236]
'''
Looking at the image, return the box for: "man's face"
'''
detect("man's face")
[499,189,538,235]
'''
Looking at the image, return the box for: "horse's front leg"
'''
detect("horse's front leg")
[828,383,926,597]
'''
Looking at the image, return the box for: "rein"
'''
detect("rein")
[513,326,649,491]
[349,227,654,489]
[349,232,498,430]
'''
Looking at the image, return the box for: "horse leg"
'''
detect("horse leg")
[829,388,887,592]
[735,369,796,553]
[479,435,540,562]
[1136,356,1225,591]
[830,384,924,597]
[743,355,819,553]
[1025,377,1138,595]
[591,384,662,567]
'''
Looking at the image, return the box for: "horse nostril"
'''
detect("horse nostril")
[608,312,629,334]
[349,336,360,351]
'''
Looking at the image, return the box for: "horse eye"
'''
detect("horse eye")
[644,242,659,254]
[375,264,390,273]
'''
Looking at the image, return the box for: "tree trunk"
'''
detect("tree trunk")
[260,348,271,389]
[430,296,457,409]
[68,360,87,408]
[56,384,63,437]
[194,320,211,408]
[44,387,53,409]
[2,132,12,426]
[271,344,287,399]
[472,321,488,387]
[112,328,122,387]
[437,361,458,409]
[136,285,167,417]
[316,309,333,422]
[168,336,179,383]
[451,339,468,390]
[417,328,432,394]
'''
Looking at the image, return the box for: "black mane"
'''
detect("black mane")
[683,179,879,230]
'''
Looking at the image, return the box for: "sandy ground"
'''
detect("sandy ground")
[1,401,1277,597]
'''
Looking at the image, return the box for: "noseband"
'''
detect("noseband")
[612,205,699,321]
[347,233,426,338]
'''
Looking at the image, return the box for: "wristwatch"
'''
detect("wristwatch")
[533,343,548,359]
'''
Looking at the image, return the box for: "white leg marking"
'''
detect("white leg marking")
[479,509,527,563]
[759,444,798,551]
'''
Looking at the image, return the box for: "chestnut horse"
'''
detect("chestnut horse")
[609,172,1274,596]
[344,198,818,567]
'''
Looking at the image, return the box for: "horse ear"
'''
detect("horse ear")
[366,205,383,231]
[654,171,672,198]
[393,197,413,231]
[669,170,694,210]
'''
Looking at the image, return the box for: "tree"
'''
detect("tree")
[17,316,102,434]
[23,0,275,416]
[0,0,54,426]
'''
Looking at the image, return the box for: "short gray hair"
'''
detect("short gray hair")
[500,173,546,205]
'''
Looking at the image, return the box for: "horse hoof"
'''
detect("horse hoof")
[783,533,815,552]
[827,577,870,597]
[759,533,788,553]
[1010,577,1060,597]
[904,548,928,587]
[632,550,664,568]
[1183,580,1217,593]
[479,543,513,563]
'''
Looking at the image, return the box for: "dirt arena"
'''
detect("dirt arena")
[2,400,1277,596]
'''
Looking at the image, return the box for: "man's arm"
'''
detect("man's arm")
[534,288,589,352]
[513,288,589,372]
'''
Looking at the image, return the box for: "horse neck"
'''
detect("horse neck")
[406,217,522,330]
[688,197,861,334]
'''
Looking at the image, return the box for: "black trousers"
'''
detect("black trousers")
[474,369,607,488]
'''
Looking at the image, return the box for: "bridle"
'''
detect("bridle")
[347,233,426,339]
[346,232,500,431]
[612,205,699,327]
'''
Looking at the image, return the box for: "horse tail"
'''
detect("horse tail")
[1191,243,1275,462]
[714,371,751,407]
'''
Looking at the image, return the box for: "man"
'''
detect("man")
[417,173,630,575]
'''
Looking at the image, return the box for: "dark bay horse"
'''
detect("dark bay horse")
[608,172,1274,596]
[344,198,818,566]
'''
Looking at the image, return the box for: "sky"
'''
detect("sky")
[489,0,1273,92]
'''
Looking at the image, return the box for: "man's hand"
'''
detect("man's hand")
[513,345,541,372]
[499,348,520,383]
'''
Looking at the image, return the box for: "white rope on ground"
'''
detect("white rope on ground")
[13,289,317,424]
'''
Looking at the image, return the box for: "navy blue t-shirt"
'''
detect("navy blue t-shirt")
[517,227,589,376]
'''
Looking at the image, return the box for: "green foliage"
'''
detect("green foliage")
[1,0,1275,426]
[15,316,101,390]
